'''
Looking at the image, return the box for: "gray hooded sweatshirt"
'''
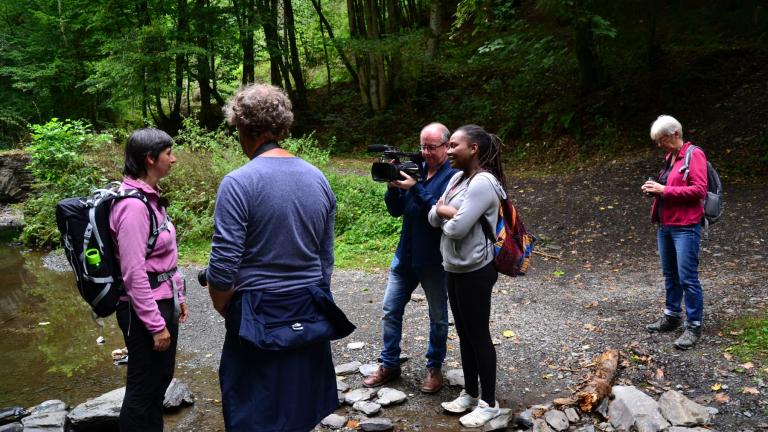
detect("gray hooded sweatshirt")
[428,171,507,273]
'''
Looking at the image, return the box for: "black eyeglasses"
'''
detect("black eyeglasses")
[420,142,446,152]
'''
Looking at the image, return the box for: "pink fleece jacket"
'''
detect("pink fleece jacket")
[650,141,708,226]
[109,177,185,334]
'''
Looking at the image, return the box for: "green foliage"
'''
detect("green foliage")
[284,133,331,166]
[21,119,113,246]
[326,171,399,269]
[727,312,768,363]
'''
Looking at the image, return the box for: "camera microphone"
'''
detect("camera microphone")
[366,144,390,152]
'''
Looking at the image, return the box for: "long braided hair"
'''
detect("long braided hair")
[456,124,507,191]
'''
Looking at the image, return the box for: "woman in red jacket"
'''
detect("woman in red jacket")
[641,115,707,350]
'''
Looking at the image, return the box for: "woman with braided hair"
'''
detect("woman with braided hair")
[428,124,507,427]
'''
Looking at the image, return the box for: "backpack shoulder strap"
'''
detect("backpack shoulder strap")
[679,145,702,182]
[115,189,160,257]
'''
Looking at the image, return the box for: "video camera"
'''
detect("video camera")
[367,144,424,183]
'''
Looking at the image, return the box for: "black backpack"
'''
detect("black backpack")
[55,183,164,317]
[679,145,723,227]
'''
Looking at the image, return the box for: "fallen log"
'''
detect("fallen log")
[575,349,620,412]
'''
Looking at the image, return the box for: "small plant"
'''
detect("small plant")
[727,313,768,364]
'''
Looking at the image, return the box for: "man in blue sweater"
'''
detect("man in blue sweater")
[363,123,457,393]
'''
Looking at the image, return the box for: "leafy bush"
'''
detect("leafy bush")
[21,119,114,246]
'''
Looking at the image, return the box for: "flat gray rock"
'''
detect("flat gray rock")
[359,363,380,377]
[544,410,569,431]
[445,369,465,387]
[67,387,124,430]
[667,428,714,432]
[335,361,363,376]
[515,408,534,429]
[347,341,366,350]
[658,390,711,426]
[353,400,382,416]
[0,423,23,432]
[30,401,67,415]
[163,379,195,409]
[321,413,347,429]
[564,407,580,423]
[375,387,407,406]
[359,417,393,431]
[21,409,67,432]
[576,426,596,432]
[608,385,669,432]
[344,387,378,405]
[482,408,512,431]
[532,418,554,432]
[336,379,350,392]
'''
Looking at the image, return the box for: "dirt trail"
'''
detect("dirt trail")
[174,149,767,431]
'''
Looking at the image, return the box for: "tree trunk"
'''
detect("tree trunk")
[574,15,601,95]
[427,0,442,58]
[233,0,256,84]
[193,0,221,129]
[311,0,359,87]
[259,0,283,87]
[283,0,307,107]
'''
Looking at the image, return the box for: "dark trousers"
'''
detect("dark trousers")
[116,299,178,432]
[447,262,498,405]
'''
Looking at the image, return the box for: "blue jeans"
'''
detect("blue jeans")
[380,256,448,369]
[657,224,704,327]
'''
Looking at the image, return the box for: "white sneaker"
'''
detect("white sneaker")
[459,399,501,427]
[441,389,479,413]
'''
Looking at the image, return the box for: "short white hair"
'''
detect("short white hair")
[650,115,683,141]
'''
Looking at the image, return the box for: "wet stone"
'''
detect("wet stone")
[359,417,393,431]
[344,388,377,405]
[353,400,382,416]
[376,388,407,406]
[359,363,380,377]
[321,413,347,429]
[544,410,569,431]
[335,361,363,376]
[445,369,465,387]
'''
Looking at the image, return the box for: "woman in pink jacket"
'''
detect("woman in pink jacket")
[642,115,707,350]
[110,128,189,431]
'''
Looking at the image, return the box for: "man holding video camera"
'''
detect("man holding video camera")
[363,122,457,393]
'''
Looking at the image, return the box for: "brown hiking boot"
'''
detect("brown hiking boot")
[362,366,401,388]
[674,326,702,350]
[646,315,682,333]
[421,367,443,394]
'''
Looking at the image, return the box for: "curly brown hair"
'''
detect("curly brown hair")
[224,83,294,141]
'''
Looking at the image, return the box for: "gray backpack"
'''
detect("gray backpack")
[680,145,723,227]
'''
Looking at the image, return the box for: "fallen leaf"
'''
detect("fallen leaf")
[585,301,599,308]
[346,419,360,428]
[730,329,744,336]
[714,392,730,404]
[723,352,733,361]
[553,270,565,277]
[655,368,665,380]
[742,362,754,370]
[711,383,723,391]
[583,323,597,331]
[502,330,516,338]
[742,387,760,395]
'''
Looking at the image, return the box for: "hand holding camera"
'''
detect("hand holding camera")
[642,177,663,197]
[367,144,423,183]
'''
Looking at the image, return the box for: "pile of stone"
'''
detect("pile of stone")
[0,379,193,432]
[323,363,515,431]
[512,385,716,432]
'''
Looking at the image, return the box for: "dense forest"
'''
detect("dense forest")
[1,1,766,158]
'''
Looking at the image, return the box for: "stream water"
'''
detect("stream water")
[0,227,128,408]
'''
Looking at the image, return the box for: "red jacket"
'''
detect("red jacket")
[650,141,708,226]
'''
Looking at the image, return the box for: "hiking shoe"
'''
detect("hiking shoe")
[459,399,501,427]
[674,326,702,350]
[362,366,401,388]
[646,315,682,333]
[441,390,478,414]
[421,367,443,394]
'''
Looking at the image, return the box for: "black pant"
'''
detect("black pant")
[116,299,178,432]
[447,262,498,405]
